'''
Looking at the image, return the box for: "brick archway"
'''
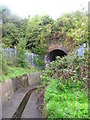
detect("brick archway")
[48,49,67,62]
[45,44,68,65]
[48,44,68,54]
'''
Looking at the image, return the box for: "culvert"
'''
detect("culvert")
[48,49,67,62]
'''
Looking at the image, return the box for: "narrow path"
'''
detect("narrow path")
[2,87,29,118]
[22,90,41,118]
[13,88,37,118]
[2,83,41,119]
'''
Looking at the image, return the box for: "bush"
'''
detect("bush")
[16,38,27,67]
[40,53,88,118]
[2,51,9,75]
[33,55,45,69]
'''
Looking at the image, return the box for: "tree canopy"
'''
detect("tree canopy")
[1,6,88,55]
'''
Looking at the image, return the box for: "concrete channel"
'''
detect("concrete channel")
[1,72,42,119]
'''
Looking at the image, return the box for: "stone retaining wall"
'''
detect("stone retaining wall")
[0,72,41,104]
[2,79,14,104]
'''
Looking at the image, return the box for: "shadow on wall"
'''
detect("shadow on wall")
[48,49,67,62]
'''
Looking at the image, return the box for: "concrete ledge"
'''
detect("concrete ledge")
[28,72,41,86]
[1,72,41,104]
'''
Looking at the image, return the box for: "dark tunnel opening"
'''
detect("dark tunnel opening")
[48,49,67,62]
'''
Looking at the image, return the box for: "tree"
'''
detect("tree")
[26,15,54,54]
[1,5,88,55]
[1,5,26,48]
[2,22,19,47]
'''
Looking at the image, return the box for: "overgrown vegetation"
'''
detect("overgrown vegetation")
[45,79,88,118]
[1,49,40,82]
[2,51,9,75]
[1,66,40,82]
[33,55,45,69]
[16,38,27,67]
[1,4,89,119]
[1,6,88,53]
[39,52,88,118]
[1,6,88,73]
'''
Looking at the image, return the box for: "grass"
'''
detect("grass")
[40,54,88,118]
[1,66,40,82]
[44,80,88,118]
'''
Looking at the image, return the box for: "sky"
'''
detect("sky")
[0,0,89,19]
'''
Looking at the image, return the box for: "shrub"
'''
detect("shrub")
[2,51,9,75]
[33,55,45,69]
[40,52,88,118]
[16,38,27,67]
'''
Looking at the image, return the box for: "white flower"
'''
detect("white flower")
[82,23,85,26]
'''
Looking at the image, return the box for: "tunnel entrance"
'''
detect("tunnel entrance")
[48,49,67,62]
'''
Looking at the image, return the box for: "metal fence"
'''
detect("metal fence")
[3,48,38,66]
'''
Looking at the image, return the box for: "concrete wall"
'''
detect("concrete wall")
[2,79,14,104]
[0,72,41,104]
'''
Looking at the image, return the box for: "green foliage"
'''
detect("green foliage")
[45,80,88,118]
[1,5,26,48]
[0,6,11,23]
[56,11,88,46]
[2,51,9,75]
[42,53,88,85]
[1,66,40,82]
[1,6,88,55]
[33,55,45,69]
[16,38,27,67]
[26,15,53,54]
[2,22,19,47]
[40,53,88,118]
[42,76,88,118]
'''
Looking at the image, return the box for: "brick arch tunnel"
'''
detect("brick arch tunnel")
[48,49,67,62]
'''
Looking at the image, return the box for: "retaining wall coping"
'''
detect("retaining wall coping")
[1,72,41,104]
